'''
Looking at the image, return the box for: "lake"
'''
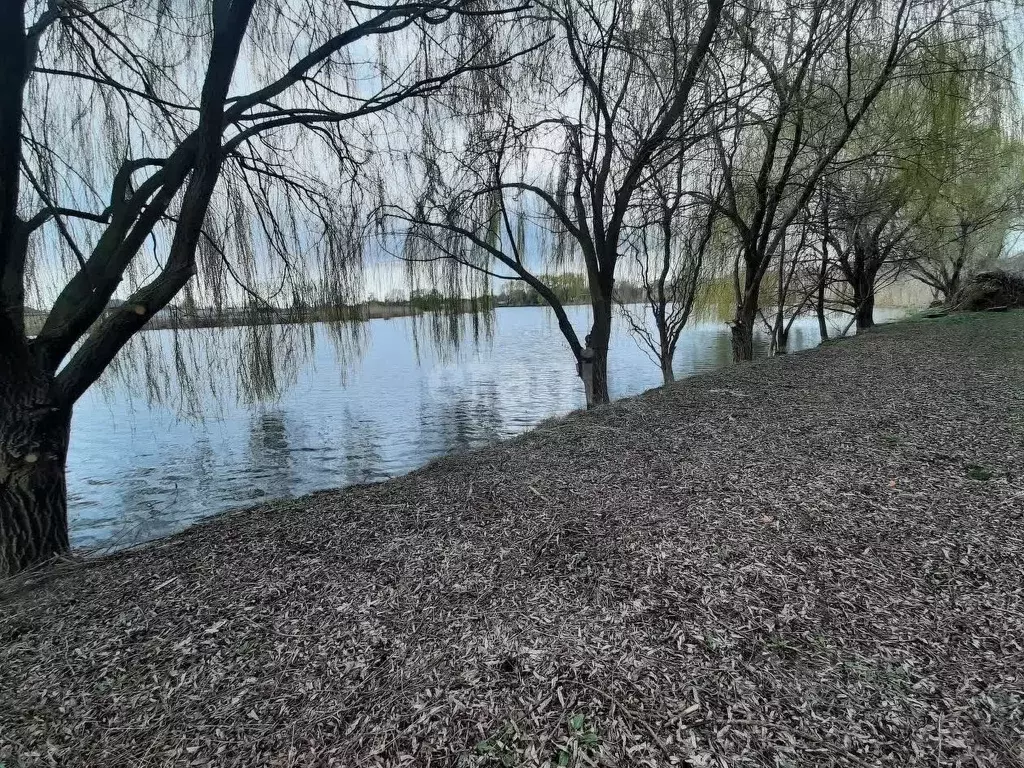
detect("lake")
[68,304,906,550]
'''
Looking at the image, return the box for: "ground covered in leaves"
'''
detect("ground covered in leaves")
[3,312,1024,767]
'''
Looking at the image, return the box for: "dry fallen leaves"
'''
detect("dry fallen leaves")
[2,312,1024,767]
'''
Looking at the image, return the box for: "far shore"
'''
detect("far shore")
[21,278,932,336]
[23,297,588,336]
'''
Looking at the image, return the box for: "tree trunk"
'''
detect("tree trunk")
[731,299,756,362]
[816,232,830,342]
[815,264,829,342]
[854,284,876,331]
[0,382,71,578]
[656,312,675,386]
[583,285,614,407]
[943,274,962,305]
[730,324,753,361]
[848,243,879,332]
[816,303,829,342]
[588,346,609,406]
[773,326,790,355]
[661,357,675,385]
[731,255,763,363]
[945,223,970,305]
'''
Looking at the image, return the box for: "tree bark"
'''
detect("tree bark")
[0,374,71,578]
[942,266,964,305]
[730,323,754,361]
[588,347,609,406]
[731,248,764,362]
[586,330,611,406]
[816,250,830,342]
[941,222,971,305]
[578,266,615,407]
[657,313,676,385]
[852,265,877,331]
[855,292,876,331]
[816,302,829,342]
[846,236,880,332]
[773,326,790,355]
[731,297,757,362]
[660,357,675,385]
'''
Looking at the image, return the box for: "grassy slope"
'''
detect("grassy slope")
[2,312,1023,767]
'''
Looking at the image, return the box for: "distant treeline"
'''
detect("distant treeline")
[23,272,926,337]
[493,273,647,306]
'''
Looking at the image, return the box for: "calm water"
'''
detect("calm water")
[68,305,905,550]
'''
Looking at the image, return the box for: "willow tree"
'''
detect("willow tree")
[814,53,926,330]
[818,170,919,331]
[618,160,724,384]
[904,45,1024,302]
[758,214,821,353]
[710,0,1001,361]
[915,136,1024,302]
[0,0,531,578]
[818,35,1019,325]
[385,0,725,407]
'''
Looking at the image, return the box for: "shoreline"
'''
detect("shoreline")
[3,311,1023,766]
[64,305,914,555]
[23,280,925,336]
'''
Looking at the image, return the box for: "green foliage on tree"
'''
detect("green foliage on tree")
[828,34,1024,306]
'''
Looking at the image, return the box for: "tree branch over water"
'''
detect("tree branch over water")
[0,0,539,577]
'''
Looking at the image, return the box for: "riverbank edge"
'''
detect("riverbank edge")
[0,311,937,592]
[0,309,967,596]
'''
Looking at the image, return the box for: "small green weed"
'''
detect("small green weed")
[476,722,524,766]
[967,464,994,481]
[551,713,601,766]
[766,633,801,659]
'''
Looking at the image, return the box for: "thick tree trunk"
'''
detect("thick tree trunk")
[589,346,610,406]
[945,224,970,305]
[854,285,876,331]
[848,245,879,332]
[582,287,614,407]
[731,256,763,363]
[731,300,756,362]
[815,264,830,342]
[661,357,675,385]
[0,383,71,578]
[943,274,962,306]
[768,302,788,357]
[731,324,753,361]
[657,314,675,386]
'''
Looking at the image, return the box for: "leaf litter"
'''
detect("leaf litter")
[2,312,1023,767]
